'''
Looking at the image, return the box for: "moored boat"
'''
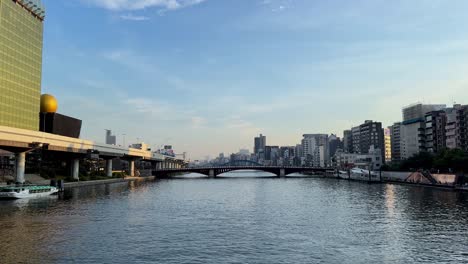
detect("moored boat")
[349,168,380,182]
[0,185,59,199]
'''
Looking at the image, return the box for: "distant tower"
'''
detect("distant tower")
[254,134,266,154]
[105,129,117,145]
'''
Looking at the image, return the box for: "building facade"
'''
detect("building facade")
[302,134,329,167]
[390,122,402,162]
[358,120,385,158]
[105,129,117,145]
[328,134,343,160]
[459,106,468,151]
[0,0,45,130]
[351,126,361,154]
[343,121,385,162]
[384,128,392,163]
[254,134,266,156]
[400,104,446,159]
[424,110,447,153]
[335,146,383,171]
[343,130,353,153]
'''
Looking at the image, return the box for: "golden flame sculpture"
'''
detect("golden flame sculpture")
[40,94,58,113]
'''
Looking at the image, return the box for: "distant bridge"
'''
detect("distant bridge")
[153,166,332,178]
[220,160,262,167]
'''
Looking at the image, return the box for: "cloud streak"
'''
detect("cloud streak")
[119,14,150,21]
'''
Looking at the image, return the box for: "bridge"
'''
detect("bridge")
[153,166,331,178]
[0,125,186,183]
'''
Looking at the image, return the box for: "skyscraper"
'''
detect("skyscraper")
[0,0,45,130]
[105,129,117,145]
[254,134,266,155]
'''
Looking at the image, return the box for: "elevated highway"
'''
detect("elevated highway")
[0,125,186,183]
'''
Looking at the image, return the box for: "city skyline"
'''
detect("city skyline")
[41,0,468,159]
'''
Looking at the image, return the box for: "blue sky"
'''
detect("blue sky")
[41,0,468,159]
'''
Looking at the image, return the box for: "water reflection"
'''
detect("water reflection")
[1,176,468,263]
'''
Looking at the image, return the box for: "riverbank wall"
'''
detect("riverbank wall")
[64,176,156,189]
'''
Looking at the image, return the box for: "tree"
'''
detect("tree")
[400,152,434,171]
[434,149,468,173]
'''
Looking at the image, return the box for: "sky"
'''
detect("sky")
[41,0,468,160]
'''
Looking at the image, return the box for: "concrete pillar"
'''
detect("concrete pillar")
[72,159,80,181]
[106,159,113,177]
[129,160,135,177]
[279,168,286,178]
[15,152,26,184]
[209,169,215,178]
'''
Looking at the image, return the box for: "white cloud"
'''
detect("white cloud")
[85,0,206,11]
[120,14,150,21]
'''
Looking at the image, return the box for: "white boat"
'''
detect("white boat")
[0,185,59,199]
[338,170,349,179]
[349,168,380,182]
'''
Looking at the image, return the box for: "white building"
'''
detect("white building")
[301,134,329,167]
[335,146,383,171]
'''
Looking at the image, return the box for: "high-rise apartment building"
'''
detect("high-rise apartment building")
[400,103,446,159]
[343,130,353,153]
[351,126,361,154]
[302,134,329,167]
[344,121,385,162]
[445,106,460,150]
[424,110,448,153]
[0,0,45,130]
[358,120,385,158]
[390,122,402,162]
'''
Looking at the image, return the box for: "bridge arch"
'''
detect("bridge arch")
[215,168,279,177]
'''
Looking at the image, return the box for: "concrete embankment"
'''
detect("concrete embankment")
[325,170,462,190]
[64,176,156,189]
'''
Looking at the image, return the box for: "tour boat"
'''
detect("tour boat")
[0,185,59,199]
[337,168,380,182]
[349,168,380,182]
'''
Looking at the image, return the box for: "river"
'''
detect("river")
[1,172,468,263]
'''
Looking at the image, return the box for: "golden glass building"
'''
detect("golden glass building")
[0,0,45,131]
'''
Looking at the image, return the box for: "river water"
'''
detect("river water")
[1,172,468,263]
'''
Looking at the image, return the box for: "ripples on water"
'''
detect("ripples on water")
[1,171,468,263]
